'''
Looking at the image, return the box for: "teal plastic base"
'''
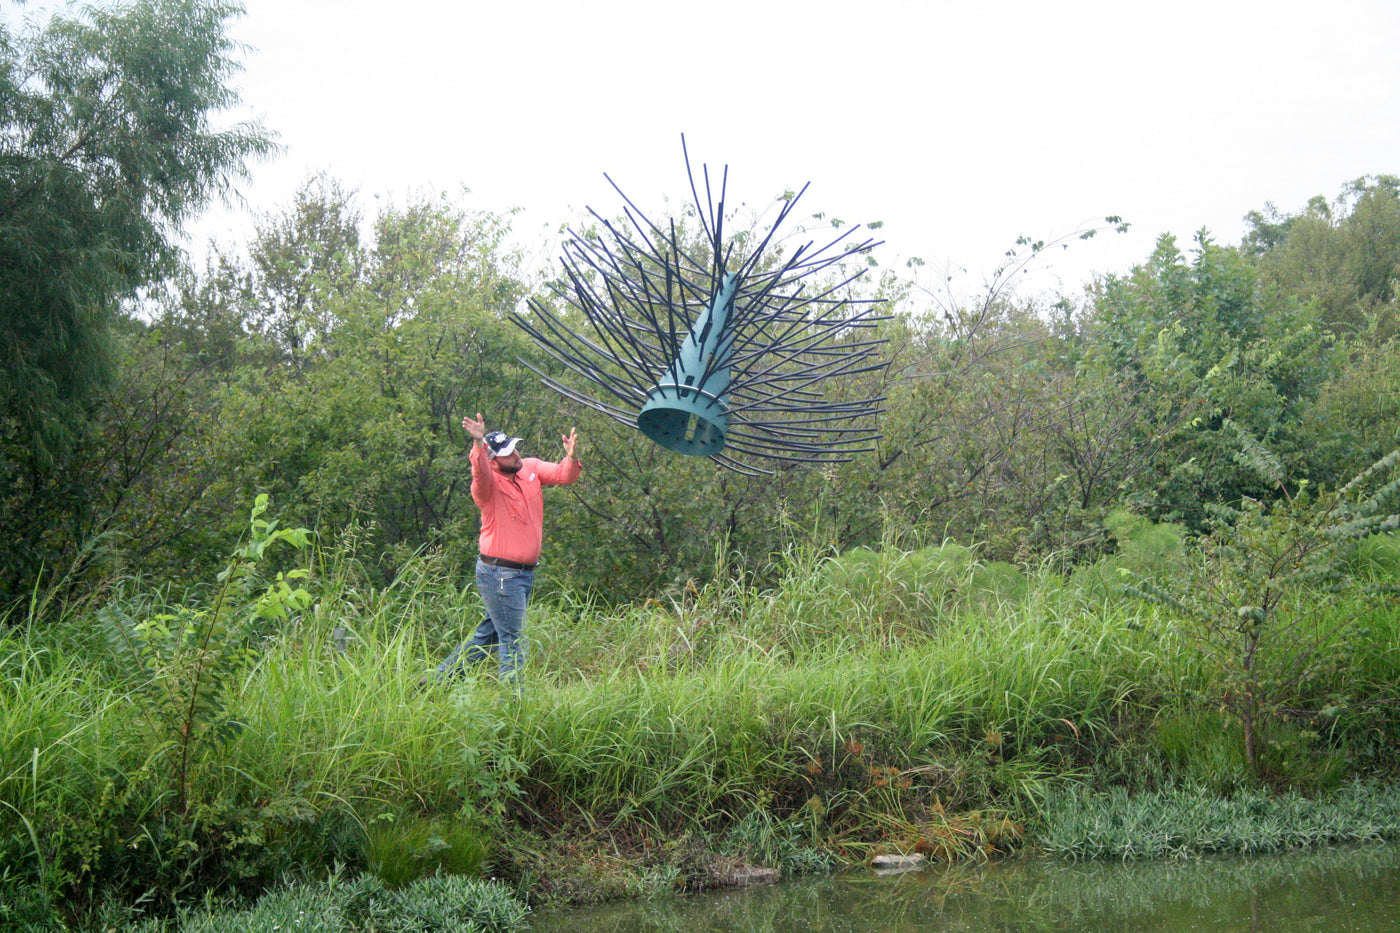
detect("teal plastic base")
[637,384,728,455]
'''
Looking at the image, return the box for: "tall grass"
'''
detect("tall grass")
[3,529,1399,927]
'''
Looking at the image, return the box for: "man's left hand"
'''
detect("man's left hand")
[562,427,578,461]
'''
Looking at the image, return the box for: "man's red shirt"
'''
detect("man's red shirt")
[470,442,580,565]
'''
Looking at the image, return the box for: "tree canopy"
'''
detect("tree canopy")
[0,0,272,606]
[0,0,274,464]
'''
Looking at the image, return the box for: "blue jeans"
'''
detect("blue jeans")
[436,559,535,684]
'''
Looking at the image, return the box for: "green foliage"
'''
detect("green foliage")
[364,814,490,887]
[818,543,975,626]
[101,495,312,813]
[782,541,1032,638]
[1299,335,1400,485]
[1130,448,1400,776]
[5,152,1400,621]
[378,873,529,933]
[0,0,274,609]
[0,877,60,932]
[1348,531,1400,580]
[0,0,274,459]
[1154,709,1247,792]
[1152,709,1342,794]
[9,533,1400,919]
[127,870,529,933]
[866,222,1174,566]
[510,566,1161,835]
[1248,175,1400,338]
[719,806,836,875]
[145,181,538,585]
[1069,510,1185,600]
[1039,779,1400,859]
[1095,231,1338,528]
[12,167,1394,609]
[9,153,1400,918]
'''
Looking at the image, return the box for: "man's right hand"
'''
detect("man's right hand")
[462,412,486,442]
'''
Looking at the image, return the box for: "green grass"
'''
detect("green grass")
[3,532,1400,928]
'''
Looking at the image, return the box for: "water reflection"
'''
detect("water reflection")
[528,843,1400,932]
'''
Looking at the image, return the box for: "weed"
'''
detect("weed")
[101,495,312,814]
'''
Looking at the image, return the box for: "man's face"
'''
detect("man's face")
[493,451,523,474]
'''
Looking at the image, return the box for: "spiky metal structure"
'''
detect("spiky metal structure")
[512,141,890,475]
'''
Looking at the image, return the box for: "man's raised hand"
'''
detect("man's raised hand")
[462,412,486,442]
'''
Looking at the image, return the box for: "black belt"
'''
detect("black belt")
[480,554,537,571]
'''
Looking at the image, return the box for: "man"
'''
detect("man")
[434,411,580,684]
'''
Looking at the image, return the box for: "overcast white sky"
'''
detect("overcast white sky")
[189,0,1400,300]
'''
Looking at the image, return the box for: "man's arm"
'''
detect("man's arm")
[463,411,495,504]
[538,426,582,485]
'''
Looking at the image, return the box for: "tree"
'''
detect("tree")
[148,184,538,586]
[850,221,1146,563]
[1092,232,1336,528]
[1247,176,1400,339]
[0,0,273,458]
[241,173,364,366]
[1132,447,1400,777]
[0,0,273,608]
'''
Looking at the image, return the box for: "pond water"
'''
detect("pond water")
[528,843,1400,932]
